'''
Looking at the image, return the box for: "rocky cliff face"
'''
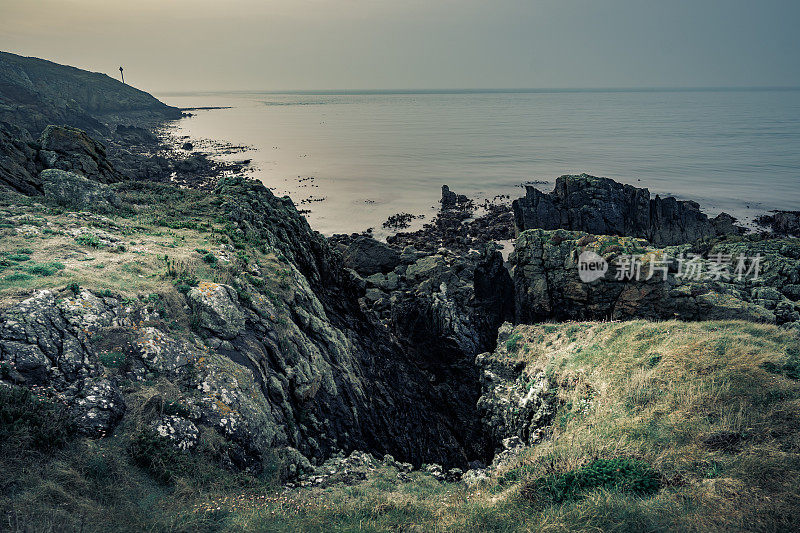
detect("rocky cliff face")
[0,51,181,136]
[0,174,509,472]
[512,174,741,246]
[511,229,800,328]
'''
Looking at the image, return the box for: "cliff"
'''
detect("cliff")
[0,50,181,136]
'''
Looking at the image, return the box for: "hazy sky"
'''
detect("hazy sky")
[1,0,799,92]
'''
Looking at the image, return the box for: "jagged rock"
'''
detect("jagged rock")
[440,184,470,210]
[0,291,126,437]
[342,236,401,275]
[757,211,800,237]
[41,168,120,212]
[39,126,123,184]
[512,174,742,246]
[511,229,799,327]
[476,328,557,448]
[0,122,43,194]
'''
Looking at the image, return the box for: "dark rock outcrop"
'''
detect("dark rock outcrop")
[0,291,126,437]
[511,229,800,329]
[512,174,742,246]
[39,125,124,183]
[341,236,401,276]
[441,185,470,210]
[757,211,800,237]
[0,121,43,194]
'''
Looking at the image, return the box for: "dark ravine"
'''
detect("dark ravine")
[2,53,800,487]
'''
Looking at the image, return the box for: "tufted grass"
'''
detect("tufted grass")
[2,315,800,530]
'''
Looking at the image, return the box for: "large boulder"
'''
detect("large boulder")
[186,282,246,340]
[757,211,800,237]
[342,236,401,275]
[39,125,124,184]
[512,174,742,246]
[41,168,120,212]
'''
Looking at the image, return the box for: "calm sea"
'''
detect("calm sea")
[157,89,800,237]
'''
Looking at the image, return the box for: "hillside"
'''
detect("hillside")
[0,51,181,136]
[3,318,798,531]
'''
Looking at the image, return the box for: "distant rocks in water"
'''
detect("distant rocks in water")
[756,211,800,237]
[382,212,421,230]
[441,185,472,210]
[512,174,744,247]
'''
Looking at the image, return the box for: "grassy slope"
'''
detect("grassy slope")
[2,184,799,531]
[3,318,798,531]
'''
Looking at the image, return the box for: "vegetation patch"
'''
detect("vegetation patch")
[0,385,76,455]
[522,458,660,504]
[25,262,65,276]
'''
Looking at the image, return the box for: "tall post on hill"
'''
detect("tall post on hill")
[119,66,125,84]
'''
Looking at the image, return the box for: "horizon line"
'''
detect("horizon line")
[155,85,800,96]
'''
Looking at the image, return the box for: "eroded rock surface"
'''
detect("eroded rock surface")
[512,174,742,246]
[511,229,800,328]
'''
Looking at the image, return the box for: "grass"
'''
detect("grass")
[0,181,282,306]
[3,319,795,532]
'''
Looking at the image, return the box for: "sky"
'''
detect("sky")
[1,0,799,93]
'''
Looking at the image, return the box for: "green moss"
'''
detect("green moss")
[4,272,32,282]
[99,351,129,370]
[505,332,523,353]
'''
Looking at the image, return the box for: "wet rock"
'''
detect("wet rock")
[441,185,470,210]
[756,211,800,237]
